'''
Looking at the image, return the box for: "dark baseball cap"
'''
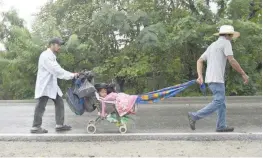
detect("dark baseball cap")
[48,37,65,46]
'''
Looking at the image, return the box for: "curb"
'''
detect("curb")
[0,133,261,142]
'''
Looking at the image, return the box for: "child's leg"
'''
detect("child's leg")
[113,105,121,123]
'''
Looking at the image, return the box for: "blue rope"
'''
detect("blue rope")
[200,83,206,97]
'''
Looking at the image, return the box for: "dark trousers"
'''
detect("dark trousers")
[32,94,64,128]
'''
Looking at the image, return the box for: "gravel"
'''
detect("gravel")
[0,140,261,157]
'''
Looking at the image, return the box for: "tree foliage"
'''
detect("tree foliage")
[0,0,261,99]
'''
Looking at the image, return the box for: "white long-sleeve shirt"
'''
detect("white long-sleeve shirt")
[34,48,74,99]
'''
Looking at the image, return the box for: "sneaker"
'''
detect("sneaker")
[30,127,48,134]
[187,112,196,130]
[55,125,72,131]
[216,127,234,132]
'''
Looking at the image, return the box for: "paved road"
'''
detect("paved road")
[0,96,261,141]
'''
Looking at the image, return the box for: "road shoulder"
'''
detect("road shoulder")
[0,140,261,157]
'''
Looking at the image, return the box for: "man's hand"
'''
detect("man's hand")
[196,76,204,85]
[242,74,249,84]
[73,73,79,78]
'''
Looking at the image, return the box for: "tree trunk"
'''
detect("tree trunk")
[206,0,210,7]
[170,0,175,10]
[116,77,125,92]
[248,0,261,20]
[217,0,228,18]
[154,0,158,11]
[188,0,199,15]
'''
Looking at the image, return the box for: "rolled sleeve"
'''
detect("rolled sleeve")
[200,52,207,61]
[223,40,234,56]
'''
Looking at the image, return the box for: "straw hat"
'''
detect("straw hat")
[214,25,240,38]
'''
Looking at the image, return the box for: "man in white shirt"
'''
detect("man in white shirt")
[188,25,249,132]
[31,38,78,133]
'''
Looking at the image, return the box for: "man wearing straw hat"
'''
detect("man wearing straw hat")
[187,25,249,132]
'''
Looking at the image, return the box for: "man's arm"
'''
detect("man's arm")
[227,56,249,84]
[43,56,75,80]
[227,56,246,75]
[224,40,249,84]
[197,58,204,78]
[196,50,207,84]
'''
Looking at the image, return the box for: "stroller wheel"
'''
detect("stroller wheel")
[87,124,96,134]
[119,124,127,134]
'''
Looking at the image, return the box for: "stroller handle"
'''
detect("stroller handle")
[95,92,115,104]
[95,92,116,118]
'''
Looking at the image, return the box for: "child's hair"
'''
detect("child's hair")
[106,83,116,94]
[95,83,116,94]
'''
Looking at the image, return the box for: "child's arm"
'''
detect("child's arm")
[100,93,117,117]
[102,92,118,101]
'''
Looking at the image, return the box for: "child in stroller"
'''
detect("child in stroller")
[88,79,203,134]
[87,83,138,134]
[65,70,138,134]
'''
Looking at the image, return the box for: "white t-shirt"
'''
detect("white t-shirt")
[200,37,233,83]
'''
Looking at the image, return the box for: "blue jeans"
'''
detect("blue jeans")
[190,83,227,130]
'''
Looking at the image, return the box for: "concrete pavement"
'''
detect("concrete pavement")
[0,96,261,141]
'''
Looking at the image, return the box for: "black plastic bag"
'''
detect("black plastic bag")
[65,88,85,115]
[83,96,97,112]
[74,79,96,98]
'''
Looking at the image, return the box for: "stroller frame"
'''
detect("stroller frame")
[86,92,135,134]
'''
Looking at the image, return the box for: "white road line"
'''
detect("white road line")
[0,132,261,137]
